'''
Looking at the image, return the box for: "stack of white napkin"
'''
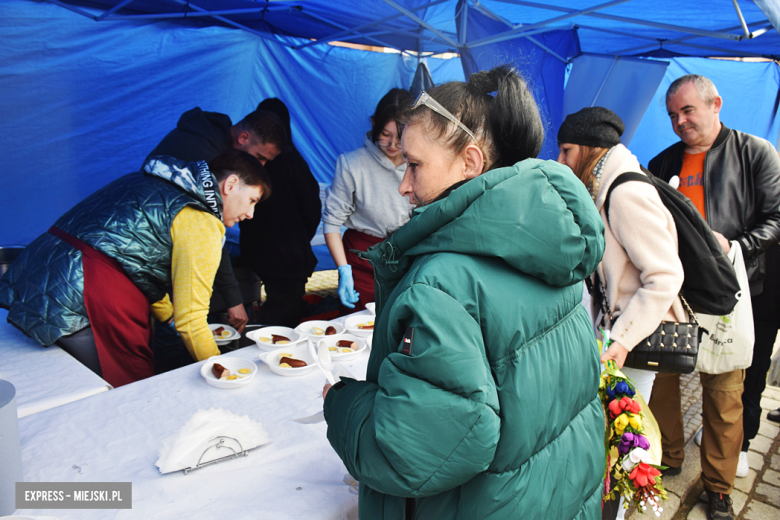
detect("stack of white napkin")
[155,408,271,474]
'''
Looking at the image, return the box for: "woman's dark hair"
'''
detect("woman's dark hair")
[257,98,294,152]
[208,149,272,202]
[371,88,413,144]
[400,65,544,171]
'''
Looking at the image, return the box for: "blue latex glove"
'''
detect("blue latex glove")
[337,265,360,308]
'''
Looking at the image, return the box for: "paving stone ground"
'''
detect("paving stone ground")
[625,384,780,519]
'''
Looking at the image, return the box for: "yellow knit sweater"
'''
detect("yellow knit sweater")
[150,206,224,361]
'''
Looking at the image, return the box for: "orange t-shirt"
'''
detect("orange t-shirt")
[678,151,706,219]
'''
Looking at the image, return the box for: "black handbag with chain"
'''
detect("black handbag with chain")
[589,276,705,374]
[624,317,702,374]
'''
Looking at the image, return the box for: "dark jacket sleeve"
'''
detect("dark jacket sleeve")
[213,244,243,309]
[736,139,780,260]
[647,143,680,182]
[647,152,663,178]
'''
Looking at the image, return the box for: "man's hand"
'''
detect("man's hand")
[323,383,332,400]
[227,304,248,333]
[600,341,630,369]
[712,231,731,254]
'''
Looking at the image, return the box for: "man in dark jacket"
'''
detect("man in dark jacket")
[146,107,286,333]
[647,74,780,520]
[239,98,321,327]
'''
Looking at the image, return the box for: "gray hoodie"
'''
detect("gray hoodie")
[322,134,414,238]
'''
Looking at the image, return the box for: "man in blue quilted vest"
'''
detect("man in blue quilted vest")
[0,150,270,388]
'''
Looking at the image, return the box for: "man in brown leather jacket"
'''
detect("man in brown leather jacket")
[647,74,780,520]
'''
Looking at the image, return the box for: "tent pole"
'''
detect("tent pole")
[591,56,619,107]
[731,0,753,39]
[493,0,747,42]
[469,2,569,63]
[167,0,294,47]
[417,26,423,63]
[300,10,396,49]
[97,7,300,20]
[468,0,632,48]
[583,20,773,54]
[42,0,100,20]
[95,0,136,21]
[458,1,468,45]
[294,0,450,50]
[610,21,775,58]
[381,0,460,48]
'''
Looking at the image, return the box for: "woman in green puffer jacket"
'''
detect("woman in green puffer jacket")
[323,66,606,520]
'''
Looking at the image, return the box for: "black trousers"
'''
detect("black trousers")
[742,247,780,451]
[255,277,308,328]
[151,318,197,375]
[57,326,102,378]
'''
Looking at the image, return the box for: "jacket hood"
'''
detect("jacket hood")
[366,159,605,287]
[363,132,404,171]
[143,156,223,221]
[177,107,233,151]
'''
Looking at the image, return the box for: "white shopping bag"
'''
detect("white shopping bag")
[695,242,754,374]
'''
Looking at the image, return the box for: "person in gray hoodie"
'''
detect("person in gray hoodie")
[322,88,414,313]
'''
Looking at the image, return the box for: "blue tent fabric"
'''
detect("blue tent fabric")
[457,4,580,159]
[752,0,780,36]
[410,61,435,98]
[45,1,780,59]
[2,0,780,247]
[0,0,464,246]
[563,54,669,146]
[630,57,780,166]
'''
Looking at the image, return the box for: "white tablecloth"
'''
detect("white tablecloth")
[0,309,112,418]
[14,313,374,520]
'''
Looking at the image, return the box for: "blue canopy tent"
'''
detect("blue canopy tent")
[1,0,779,249]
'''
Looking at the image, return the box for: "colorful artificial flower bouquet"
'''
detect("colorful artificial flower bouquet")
[599,358,667,516]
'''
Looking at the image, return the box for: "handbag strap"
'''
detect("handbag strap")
[678,294,698,325]
[596,270,698,327]
[595,271,614,327]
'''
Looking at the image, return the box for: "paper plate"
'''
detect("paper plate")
[294,320,345,340]
[315,334,368,363]
[343,315,376,337]
[245,326,304,352]
[258,344,315,377]
[209,323,240,346]
[200,356,257,389]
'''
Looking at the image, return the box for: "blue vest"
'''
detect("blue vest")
[0,169,216,346]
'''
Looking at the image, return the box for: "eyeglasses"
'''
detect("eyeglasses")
[376,136,400,149]
[412,91,476,141]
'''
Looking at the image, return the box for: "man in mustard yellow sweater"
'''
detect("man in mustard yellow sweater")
[0,150,271,387]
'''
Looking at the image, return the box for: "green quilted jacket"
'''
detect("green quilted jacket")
[324,159,606,519]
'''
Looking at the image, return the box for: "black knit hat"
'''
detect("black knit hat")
[557,107,624,148]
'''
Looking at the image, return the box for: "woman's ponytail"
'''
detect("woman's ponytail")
[400,65,544,171]
[482,66,544,168]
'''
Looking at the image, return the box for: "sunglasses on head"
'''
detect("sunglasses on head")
[412,91,476,141]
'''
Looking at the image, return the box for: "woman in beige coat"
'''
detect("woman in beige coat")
[557,107,686,402]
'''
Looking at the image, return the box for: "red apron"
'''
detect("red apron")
[341,229,384,315]
[50,227,154,387]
